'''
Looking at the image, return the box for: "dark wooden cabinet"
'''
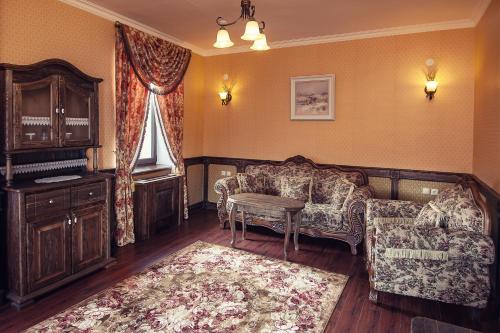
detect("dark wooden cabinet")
[0,60,113,309]
[5,176,114,309]
[134,175,182,241]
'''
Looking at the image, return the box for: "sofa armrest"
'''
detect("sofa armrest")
[214,176,239,224]
[341,186,374,253]
[366,199,423,228]
[448,230,495,264]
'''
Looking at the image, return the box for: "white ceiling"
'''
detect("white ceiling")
[61,0,491,56]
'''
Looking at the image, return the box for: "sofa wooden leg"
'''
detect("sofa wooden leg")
[350,244,358,255]
[369,288,378,304]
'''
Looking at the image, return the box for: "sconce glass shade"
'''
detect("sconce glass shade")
[219,91,229,100]
[241,20,261,41]
[251,33,270,51]
[213,28,234,48]
[425,80,438,93]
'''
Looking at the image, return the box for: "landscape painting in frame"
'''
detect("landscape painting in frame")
[291,75,335,120]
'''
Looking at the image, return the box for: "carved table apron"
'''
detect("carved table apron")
[227,193,305,260]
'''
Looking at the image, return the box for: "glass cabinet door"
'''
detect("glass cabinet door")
[13,76,59,149]
[60,78,94,147]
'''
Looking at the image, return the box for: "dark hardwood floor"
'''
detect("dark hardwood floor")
[0,209,498,332]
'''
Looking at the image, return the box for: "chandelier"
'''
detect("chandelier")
[213,0,270,51]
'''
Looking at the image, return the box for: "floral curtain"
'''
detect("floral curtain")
[115,23,191,246]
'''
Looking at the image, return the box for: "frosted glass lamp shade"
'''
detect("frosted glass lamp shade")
[250,34,270,51]
[241,20,261,41]
[213,28,234,48]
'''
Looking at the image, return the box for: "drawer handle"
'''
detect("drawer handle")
[49,199,54,204]
[88,192,94,196]
[72,213,78,224]
[66,214,72,225]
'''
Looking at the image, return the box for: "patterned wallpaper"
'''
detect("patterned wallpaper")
[474,0,500,193]
[202,29,475,174]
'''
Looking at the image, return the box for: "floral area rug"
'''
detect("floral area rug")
[26,241,348,333]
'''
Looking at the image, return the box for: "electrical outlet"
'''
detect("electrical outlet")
[220,170,226,176]
[431,188,439,195]
[422,187,430,195]
[227,171,232,176]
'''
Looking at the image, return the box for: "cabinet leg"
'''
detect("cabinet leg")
[11,299,34,311]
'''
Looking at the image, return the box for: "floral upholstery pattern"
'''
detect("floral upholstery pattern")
[366,185,494,308]
[236,173,266,194]
[279,176,312,201]
[215,158,373,254]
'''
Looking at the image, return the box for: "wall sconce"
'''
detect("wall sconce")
[424,58,438,100]
[219,89,232,105]
[219,73,233,106]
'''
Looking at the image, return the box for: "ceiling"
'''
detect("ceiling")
[63,0,490,55]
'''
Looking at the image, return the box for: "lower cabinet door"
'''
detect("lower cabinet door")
[27,214,72,293]
[71,204,106,273]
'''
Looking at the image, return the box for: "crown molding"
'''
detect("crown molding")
[471,0,491,25]
[59,0,489,58]
[58,0,208,56]
[203,19,476,56]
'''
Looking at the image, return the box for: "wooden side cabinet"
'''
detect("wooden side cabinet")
[4,174,114,309]
[134,175,182,241]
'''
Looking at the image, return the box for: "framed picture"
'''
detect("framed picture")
[290,74,335,120]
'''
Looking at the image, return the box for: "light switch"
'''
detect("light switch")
[227,171,232,176]
[431,189,439,195]
[220,171,226,176]
[422,187,430,195]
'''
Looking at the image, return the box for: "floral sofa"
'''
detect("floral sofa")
[214,156,374,255]
[365,182,495,308]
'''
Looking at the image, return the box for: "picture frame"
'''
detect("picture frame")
[290,74,335,120]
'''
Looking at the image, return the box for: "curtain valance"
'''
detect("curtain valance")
[116,22,191,95]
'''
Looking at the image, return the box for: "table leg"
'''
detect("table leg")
[294,211,301,251]
[229,203,237,247]
[284,211,292,261]
[241,210,246,240]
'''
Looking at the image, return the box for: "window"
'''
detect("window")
[136,94,173,167]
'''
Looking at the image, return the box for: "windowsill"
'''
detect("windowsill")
[133,164,173,180]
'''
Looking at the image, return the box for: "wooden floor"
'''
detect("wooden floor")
[0,209,498,332]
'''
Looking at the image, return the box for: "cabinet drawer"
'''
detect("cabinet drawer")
[72,182,106,207]
[26,189,70,220]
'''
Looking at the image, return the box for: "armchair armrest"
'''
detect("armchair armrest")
[214,176,239,226]
[375,223,448,252]
[366,199,423,228]
[448,230,495,264]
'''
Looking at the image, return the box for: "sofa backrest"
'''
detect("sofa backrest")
[244,155,368,196]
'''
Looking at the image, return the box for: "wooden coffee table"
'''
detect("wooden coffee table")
[227,193,305,260]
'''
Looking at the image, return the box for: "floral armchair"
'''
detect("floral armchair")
[365,182,495,308]
[214,156,374,255]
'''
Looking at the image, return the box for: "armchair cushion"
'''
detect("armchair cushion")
[375,223,449,252]
[236,173,266,194]
[414,202,447,228]
[279,176,312,201]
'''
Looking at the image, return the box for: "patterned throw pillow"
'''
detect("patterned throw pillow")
[330,177,356,211]
[279,176,312,202]
[236,173,267,194]
[447,196,484,233]
[415,201,447,228]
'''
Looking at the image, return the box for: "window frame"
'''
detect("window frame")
[136,100,158,166]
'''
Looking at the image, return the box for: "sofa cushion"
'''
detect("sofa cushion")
[236,173,266,194]
[279,176,312,202]
[332,177,356,211]
[301,203,345,232]
[414,202,447,228]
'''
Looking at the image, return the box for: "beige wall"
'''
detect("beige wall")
[202,29,475,173]
[473,0,500,193]
[0,0,204,168]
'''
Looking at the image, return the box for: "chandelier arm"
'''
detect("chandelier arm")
[216,15,243,28]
